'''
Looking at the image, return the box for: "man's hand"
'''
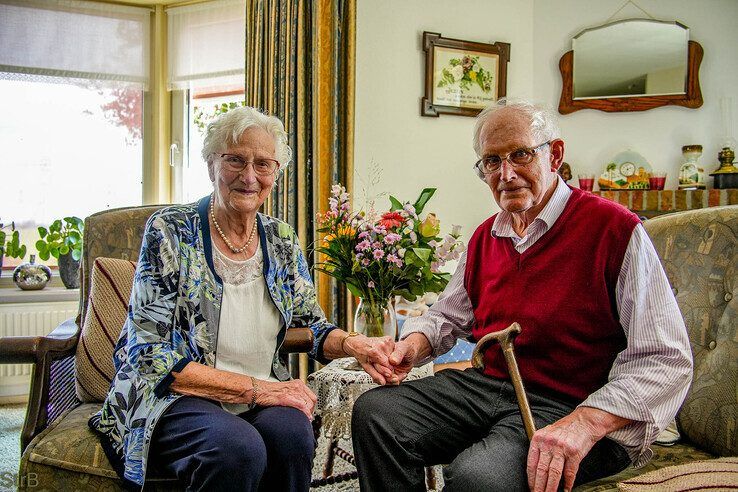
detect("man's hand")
[344,334,397,385]
[526,407,631,492]
[385,332,432,383]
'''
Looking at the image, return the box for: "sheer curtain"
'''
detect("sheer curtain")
[0,0,150,87]
[167,0,245,91]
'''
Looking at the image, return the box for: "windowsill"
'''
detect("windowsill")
[0,274,79,304]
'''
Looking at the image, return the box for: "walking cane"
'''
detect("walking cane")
[471,322,537,441]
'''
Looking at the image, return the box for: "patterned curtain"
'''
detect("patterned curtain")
[245,0,356,376]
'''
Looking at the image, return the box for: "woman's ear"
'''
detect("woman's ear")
[207,160,215,182]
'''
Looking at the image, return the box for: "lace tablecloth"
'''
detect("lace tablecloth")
[308,357,434,439]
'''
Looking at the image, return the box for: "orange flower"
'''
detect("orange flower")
[379,211,404,230]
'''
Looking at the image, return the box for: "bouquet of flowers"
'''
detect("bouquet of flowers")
[315,184,465,337]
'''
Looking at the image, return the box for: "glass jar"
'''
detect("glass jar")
[354,297,397,339]
[678,145,705,190]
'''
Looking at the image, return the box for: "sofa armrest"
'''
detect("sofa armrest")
[0,318,79,363]
[281,327,313,354]
[0,318,81,454]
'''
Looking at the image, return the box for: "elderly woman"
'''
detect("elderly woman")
[90,107,395,491]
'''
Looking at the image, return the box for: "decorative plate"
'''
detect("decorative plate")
[598,150,652,190]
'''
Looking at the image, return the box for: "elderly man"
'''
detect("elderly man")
[351,100,692,492]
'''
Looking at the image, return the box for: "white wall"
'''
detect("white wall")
[354,0,534,259]
[533,0,738,189]
[355,0,738,253]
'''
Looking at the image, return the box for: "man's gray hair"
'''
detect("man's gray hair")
[472,99,561,157]
[202,106,292,170]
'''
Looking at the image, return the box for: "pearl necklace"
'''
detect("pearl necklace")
[210,197,257,254]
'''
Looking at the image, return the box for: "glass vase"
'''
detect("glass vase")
[354,297,397,339]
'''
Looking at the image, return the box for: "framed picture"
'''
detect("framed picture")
[421,32,510,117]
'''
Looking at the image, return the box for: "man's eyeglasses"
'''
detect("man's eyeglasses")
[216,153,280,176]
[474,141,551,175]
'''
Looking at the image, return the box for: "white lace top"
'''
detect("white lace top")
[213,241,282,415]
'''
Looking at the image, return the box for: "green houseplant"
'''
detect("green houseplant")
[36,217,84,289]
[0,221,27,277]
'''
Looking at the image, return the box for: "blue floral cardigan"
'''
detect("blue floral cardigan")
[89,196,337,487]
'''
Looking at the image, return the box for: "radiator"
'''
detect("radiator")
[0,301,78,397]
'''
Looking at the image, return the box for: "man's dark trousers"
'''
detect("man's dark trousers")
[351,367,630,491]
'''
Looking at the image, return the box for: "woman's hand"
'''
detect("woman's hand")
[254,379,317,420]
[344,334,398,385]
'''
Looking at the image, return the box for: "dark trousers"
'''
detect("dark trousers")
[149,397,315,492]
[351,368,630,492]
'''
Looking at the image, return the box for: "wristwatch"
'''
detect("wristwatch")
[341,331,360,355]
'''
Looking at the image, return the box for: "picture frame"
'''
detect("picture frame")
[421,32,510,117]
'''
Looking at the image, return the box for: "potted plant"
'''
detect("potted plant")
[36,217,84,289]
[0,221,27,276]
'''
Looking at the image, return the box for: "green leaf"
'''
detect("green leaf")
[39,250,50,261]
[411,247,431,263]
[344,282,364,298]
[35,240,47,253]
[389,195,403,211]
[18,245,26,259]
[59,244,70,255]
[38,227,48,238]
[72,248,82,261]
[413,188,436,215]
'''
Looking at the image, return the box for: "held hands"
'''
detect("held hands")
[253,379,317,420]
[343,333,421,385]
[343,334,399,385]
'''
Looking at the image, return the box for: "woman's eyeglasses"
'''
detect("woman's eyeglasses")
[216,153,279,176]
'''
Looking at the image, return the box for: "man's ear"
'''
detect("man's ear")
[549,139,565,172]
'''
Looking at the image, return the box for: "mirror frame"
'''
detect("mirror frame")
[558,24,703,114]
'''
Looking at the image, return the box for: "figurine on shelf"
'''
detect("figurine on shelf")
[678,145,706,190]
[557,162,572,183]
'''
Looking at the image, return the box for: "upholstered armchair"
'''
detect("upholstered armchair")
[0,205,313,490]
[579,205,738,490]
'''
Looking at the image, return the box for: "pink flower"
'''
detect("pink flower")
[358,231,370,239]
[361,258,370,266]
[373,249,385,259]
[372,241,382,249]
[386,254,403,267]
[384,233,401,244]
[367,281,375,288]
[356,239,372,251]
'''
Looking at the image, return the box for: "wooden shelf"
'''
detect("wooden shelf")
[592,189,738,217]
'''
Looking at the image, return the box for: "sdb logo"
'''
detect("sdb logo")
[0,472,38,489]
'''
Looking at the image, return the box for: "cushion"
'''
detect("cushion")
[617,457,738,491]
[20,404,178,490]
[576,442,715,491]
[75,257,136,402]
[644,206,738,456]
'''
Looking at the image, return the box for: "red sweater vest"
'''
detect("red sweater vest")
[464,188,640,403]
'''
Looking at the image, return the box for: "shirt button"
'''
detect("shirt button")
[725,293,733,302]
[708,340,717,350]
[672,288,678,296]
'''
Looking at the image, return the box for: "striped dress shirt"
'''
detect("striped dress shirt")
[401,176,693,467]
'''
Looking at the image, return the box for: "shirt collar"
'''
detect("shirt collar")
[491,175,572,238]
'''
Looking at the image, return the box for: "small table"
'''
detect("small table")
[308,357,434,487]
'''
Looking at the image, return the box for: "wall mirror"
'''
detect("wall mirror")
[558,19,703,114]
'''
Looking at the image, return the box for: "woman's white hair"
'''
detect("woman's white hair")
[202,106,293,171]
[472,98,561,157]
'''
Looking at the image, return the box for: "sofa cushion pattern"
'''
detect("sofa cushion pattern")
[20,404,178,491]
[75,258,136,402]
[80,205,164,323]
[643,206,738,457]
[617,456,738,491]
[575,442,716,491]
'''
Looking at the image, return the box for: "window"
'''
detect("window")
[0,78,143,268]
[0,0,150,269]
[167,0,246,204]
